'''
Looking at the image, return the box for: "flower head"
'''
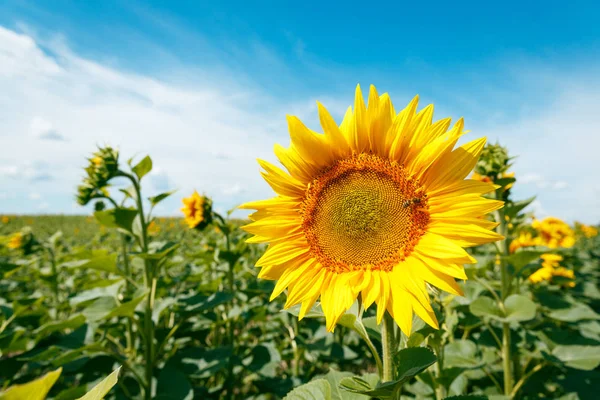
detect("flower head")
[8,232,23,250]
[532,217,575,249]
[181,191,213,230]
[2,216,9,224]
[575,222,598,238]
[509,231,538,253]
[240,85,504,334]
[528,253,575,287]
[84,146,120,189]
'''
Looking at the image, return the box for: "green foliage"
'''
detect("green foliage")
[1,142,599,400]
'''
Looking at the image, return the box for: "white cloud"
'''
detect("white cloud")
[517,173,568,191]
[30,116,66,141]
[29,192,41,200]
[0,25,306,215]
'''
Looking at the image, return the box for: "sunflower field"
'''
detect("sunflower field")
[1,86,599,400]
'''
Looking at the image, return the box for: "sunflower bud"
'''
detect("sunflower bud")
[474,143,511,181]
[181,191,213,231]
[76,180,96,206]
[85,146,120,188]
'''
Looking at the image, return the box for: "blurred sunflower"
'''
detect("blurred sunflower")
[7,232,23,250]
[533,217,575,249]
[2,216,9,224]
[241,85,504,333]
[575,222,598,238]
[148,221,161,236]
[181,191,213,230]
[529,253,575,287]
[509,231,538,253]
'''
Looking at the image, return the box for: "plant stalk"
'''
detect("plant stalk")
[381,312,396,382]
[496,192,513,397]
[125,172,154,400]
[120,234,134,353]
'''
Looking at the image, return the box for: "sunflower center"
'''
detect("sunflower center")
[301,154,429,272]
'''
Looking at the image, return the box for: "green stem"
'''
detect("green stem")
[219,220,236,400]
[123,171,154,400]
[496,192,513,397]
[381,312,396,382]
[120,234,134,353]
[48,248,60,308]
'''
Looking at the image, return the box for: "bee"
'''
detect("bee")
[402,198,422,208]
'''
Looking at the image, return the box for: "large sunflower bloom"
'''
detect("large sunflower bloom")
[240,85,504,334]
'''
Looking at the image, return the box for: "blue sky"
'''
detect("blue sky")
[1,1,600,222]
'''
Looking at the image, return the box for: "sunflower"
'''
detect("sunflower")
[575,222,598,238]
[532,217,575,249]
[509,231,538,253]
[240,85,504,334]
[528,254,575,287]
[181,191,213,230]
[7,232,23,250]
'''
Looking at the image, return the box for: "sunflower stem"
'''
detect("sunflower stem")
[123,171,154,399]
[496,191,514,397]
[381,312,396,382]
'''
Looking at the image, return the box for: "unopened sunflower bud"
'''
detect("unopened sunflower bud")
[85,146,120,188]
[76,181,96,206]
[474,143,511,181]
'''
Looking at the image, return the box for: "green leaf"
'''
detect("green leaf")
[0,367,62,400]
[552,345,600,370]
[342,347,437,398]
[284,379,331,400]
[104,293,147,319]
[322,369,374,400]
[469,295,536,322]
[469,297,503,319]
[156,364,193,400]
[132,155,153,180]
[61,254,119,275]
[395,346,438,381]
[76,366,121,400]
[34,314,86,340]
[548,303,600,322]
[94,208,138,234]
[444,340,482,369]
[443,396,488,400]
[506,250,546,271]
[505,196,536,219]
[82,296,118,322]
[149,190,176,206]
[503,294,537,322]
[137,241,180,260]
[69,280,124,305]
[339,374,380,398]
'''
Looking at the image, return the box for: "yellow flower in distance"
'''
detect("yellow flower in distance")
[181,191,213,230]
[575,222,598,238]
[528,267,553,284]
[240,85,504,334]
[148,220,161,236]
[533,217,575,249]
[540,253,563,269]
[2,216,9,224]
[8,232,23,250]
[528,253,575,287]
[509,231,538,253]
